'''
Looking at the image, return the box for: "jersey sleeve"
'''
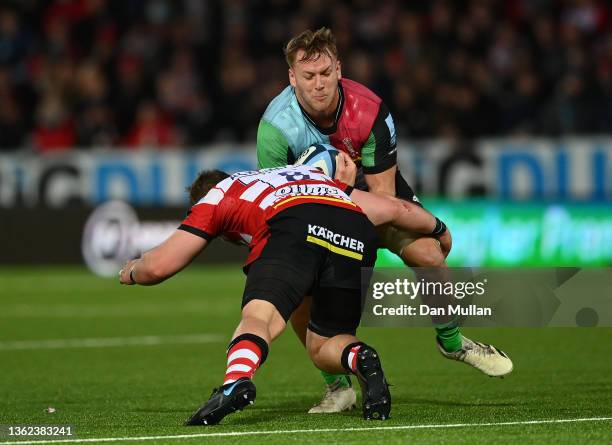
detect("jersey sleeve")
[360,101,398,175]
[179,189,225,240]
[332,178,354,196]
[257,119,291,168]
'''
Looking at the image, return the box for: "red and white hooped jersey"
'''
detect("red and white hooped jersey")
[179,165,361,265]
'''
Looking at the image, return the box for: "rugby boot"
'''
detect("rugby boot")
[353,346,391,420]
[437,335,513,377]
[185,377,256,426]
[308,378,357,413]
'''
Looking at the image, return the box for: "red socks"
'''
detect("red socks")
[342,342,363,373]
[223,334,269,385]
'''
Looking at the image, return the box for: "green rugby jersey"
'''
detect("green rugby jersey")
[257,78,397,174]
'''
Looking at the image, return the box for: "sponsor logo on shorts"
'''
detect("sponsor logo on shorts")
[306,224,365,260]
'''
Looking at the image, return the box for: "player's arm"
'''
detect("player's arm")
[350,188,444,232]
[119,230,207,286]
[361,102,398,196]
[364,165,397,196]
[257,120,291,168]
[336,152,450,254]
[353,187,451,256]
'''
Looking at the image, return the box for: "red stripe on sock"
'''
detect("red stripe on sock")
[224,339,262,385]
[350,345,361,372]
[227,357,258,368]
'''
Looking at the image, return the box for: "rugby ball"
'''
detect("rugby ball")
[294,143,339,178]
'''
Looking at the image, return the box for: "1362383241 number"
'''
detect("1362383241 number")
[3,425,74,437]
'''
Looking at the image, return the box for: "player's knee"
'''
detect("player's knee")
[241,300,287,339]
[242,300,277,321]
[402,239,446,267]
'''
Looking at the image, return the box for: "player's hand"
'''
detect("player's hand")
[437,229,452,258]
[335,151,357,186]
[119,259,138,285]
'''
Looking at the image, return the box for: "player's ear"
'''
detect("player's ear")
[336,59,342,79]
[289,68,297,87]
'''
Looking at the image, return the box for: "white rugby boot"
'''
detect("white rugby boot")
[308,379,357,413]
[437,335,513,377]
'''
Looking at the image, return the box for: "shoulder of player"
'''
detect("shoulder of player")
[190,176,235,208]
[340,78,382,108]
[339,78,386,130]
[262,85,301,125]
[261,85,310,151]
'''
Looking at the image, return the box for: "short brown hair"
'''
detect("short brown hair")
[284,27,338,67]
[186,170,229,205]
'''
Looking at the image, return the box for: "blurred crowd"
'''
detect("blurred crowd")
[0,0,611,151]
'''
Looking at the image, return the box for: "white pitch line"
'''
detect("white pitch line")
[1,417,611,445]
[0,334,225,351]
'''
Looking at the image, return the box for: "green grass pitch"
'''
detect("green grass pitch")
[1,266,611,444]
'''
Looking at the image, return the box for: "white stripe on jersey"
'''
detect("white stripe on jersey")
[258,191,278,210]
[199,188,224,205]
[216,177,234,192]
[239,181,270,202]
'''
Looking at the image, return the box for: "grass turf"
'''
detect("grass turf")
[1,266,611,444]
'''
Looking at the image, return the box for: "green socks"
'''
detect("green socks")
[321,370,351,388]
[436,321,462,353]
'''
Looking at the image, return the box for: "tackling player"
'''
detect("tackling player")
[257,28,513,412]
[118,160,477,425]
[119,164,392,424]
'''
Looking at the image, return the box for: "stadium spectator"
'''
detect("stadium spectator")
[124,101,178,148]
[32,92,75,152]
[1,0,611,148]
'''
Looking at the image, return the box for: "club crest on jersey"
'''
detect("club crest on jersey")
[342,138,358,159]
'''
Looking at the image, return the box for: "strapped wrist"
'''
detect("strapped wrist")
[431,217,447,236]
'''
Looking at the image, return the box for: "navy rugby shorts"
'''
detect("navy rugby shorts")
[243,203,378,337]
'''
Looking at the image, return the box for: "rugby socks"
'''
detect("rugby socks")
[341,342,364,373]
[223,333,269,385]
[435,320,462,353]
[321,371,352,388]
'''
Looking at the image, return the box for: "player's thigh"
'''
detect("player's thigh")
[243,257,317,323]
[309,286,363,337]
[307,214,378,336]
[376,224,421,257]
[315,209,379,288]
[401,236,446,267]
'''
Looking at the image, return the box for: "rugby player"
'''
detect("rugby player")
[257,28,513,412]
[118,162,452,425]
